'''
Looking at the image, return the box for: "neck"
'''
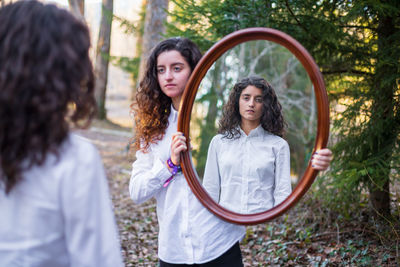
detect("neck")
[240,120,260,135]
[171,96,181,111]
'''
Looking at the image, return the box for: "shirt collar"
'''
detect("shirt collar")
[170,104,178,123]
[239,124,264,138]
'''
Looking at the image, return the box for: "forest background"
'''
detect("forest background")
[1,0,399,266]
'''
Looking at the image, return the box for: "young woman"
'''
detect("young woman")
[130,38,332,266]
[0,1,123,266]
[203,76,290,214]
[130,38,246,266]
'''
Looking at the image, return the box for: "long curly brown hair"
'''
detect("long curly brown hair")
[0,1,96,194]
[132,37,202,152]
[219,76,286,139]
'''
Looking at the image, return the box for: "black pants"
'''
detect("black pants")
[159,242,243,267]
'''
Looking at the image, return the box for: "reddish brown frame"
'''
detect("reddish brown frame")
[178,27,329,225]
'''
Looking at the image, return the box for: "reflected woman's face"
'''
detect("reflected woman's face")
[239,85,263,125]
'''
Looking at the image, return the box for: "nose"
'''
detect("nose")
[164,69,173,80]
[248,98,255,107]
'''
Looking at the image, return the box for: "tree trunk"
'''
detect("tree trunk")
[68,0,84,20]
[130,0,147,100]
[137,0,169,82]
[94,0,113,120]
[367,12,398,218]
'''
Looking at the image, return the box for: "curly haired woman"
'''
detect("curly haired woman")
[0,1,123,266]
[130,37,247,266]
[203,76,332,214]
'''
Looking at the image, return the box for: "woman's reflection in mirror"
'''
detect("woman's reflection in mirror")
[203,76,332,214]
[203,76,291,213]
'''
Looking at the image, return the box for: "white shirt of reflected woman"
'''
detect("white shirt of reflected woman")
[203,126,292,214]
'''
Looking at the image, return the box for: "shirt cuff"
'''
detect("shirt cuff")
[152,158,174,186]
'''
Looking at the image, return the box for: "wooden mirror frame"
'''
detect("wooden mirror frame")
[178,27,329,225]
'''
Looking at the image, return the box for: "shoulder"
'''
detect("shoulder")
[60,133,101,165]
[210,133,236,146]
[204,134,224,154]
[21,133,102,193]
[55,134,105,188]
[68,133,98,154]
[263,131,289,148]
[210,134,224,142]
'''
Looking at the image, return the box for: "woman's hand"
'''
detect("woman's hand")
[170,132,187,165]
[311,148,333,171]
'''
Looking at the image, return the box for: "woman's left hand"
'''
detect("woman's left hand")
[170,132,187,165]
[311,148,333,171]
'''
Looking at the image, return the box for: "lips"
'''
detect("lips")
[246,110,255,113]
[165,83,176,88]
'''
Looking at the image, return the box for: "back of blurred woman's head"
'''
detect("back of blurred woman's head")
[0,0,96,194]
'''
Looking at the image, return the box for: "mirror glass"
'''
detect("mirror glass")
[189,40,316,214]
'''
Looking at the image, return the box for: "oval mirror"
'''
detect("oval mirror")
[190,39,316,215]
[178,28,329,225]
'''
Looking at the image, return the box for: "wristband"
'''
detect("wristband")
[167,158,181,176]
[163,158,182,187]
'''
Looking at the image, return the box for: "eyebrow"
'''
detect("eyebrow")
[241,93,262,97]
[157,62,185,68]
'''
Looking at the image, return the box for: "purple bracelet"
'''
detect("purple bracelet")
[163,158,182,187]
[167,158,181,175]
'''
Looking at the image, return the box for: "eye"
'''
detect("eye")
[242,96,249,101]
[174,66,182,72]
[255,97,263,103]
[157,68,165,74]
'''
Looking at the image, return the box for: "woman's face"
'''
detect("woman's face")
[239,85,263,125]
[157,50,191,101]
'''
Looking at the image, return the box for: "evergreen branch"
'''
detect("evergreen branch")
[322,69,373,76]
[113,14,139,34]
[284,0,317,42]
[338,24,377,30]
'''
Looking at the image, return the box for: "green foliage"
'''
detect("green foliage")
[113,14,141,35]
[240,214,392,266]
[328,240,373,266]
[167,0,279,52]
[110,56,140,81]
[166,0,400,217]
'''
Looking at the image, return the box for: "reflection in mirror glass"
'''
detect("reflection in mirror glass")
[189,40,316,214]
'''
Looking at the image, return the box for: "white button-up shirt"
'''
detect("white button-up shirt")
[0,134,123,267]
[129,106,245,264]
[203,126,292,214]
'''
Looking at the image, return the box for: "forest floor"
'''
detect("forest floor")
[74,120,399,267]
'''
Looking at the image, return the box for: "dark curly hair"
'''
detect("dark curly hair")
[219,76,286,139]
[132,37,202,152]
[0,1,96,194]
